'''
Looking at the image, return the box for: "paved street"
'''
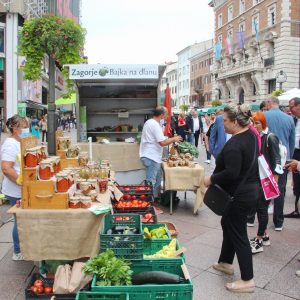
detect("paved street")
[0,135,299,299]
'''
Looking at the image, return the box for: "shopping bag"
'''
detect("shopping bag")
[68,262,92,293]
[53,264,72,294]
[258,155,280,200]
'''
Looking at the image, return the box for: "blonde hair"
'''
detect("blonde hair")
[224,104,252,127]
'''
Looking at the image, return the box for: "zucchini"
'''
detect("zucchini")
[132,271,184,285]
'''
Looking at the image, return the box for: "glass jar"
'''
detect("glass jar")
[56,172,69,193]
[99,168,109,179]
[58,137,71,150]
[87,179,97,190]
[80,181,92,195]
[98,179,108,193]
[24,148,38,167]
[80,196,92,208]
[39,160,52,180]
[69,196,81,209]
[78,152,89,167]
[89,190,98,202]
[76,178,86,190]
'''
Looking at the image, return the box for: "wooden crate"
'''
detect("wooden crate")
[59,158,79,169]
[27,181,68,209]
[23,167,38,182]
[57,149,67,159]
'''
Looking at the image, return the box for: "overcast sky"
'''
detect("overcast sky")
[81,0,214,64]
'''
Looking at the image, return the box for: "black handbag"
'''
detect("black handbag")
[204,133,257,216]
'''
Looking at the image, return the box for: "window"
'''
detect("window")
[253,0,260,5]
[218,34,223,44]
[191,65,194,72]
[228,5,233,22]
[239,22,245,32]
[268,5,276,26]
[227,29,233,40]
[252,15,259,35]
[240,0,245,14]
[175,86,177,93]
[0,27,4,53]
[268,79,276,94]
[218,14,222,28]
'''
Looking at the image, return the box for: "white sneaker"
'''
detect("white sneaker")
[296,270,300,277]
[268,203,274,214]
[12,253,25,261]
[275,227,283,232]
[247,223,255,227]
[204,160,211,164]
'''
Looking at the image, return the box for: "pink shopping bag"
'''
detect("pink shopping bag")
[258,154,280,200]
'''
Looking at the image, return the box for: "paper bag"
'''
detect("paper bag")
[53,264,72,294]
[68,262,92,293]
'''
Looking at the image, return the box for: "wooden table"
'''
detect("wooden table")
[161,162,205,215]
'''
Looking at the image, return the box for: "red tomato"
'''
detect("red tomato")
[139,195,146,201]
[31,286,38,293]
[36,286,44,294]
[131,195,136,200]
[145,213,153,219]
[123,194,131,200]
[44,287,52,294]
[138,200,142,205]
[123,187,130,191]
[34,280,43,288]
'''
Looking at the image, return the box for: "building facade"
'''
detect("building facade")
[0,0,81,123]
[209,0,300,104]
[190,39,214,107]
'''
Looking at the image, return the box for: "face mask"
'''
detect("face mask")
[19,128,31,138]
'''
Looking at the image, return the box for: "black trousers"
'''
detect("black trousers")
[42,130,47,143]
[194,130,200,147]
[219,183,259,281]
[292,149,300,211]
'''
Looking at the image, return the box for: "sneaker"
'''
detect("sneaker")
[262,234,270,246]
[268,203,274,215]
[12,253,25,261]
[275,227,283,232]
[251,239,264,254]
[296,270,300,277]
[284,211,300,218]
[247,222,255,227]
[204,160,211,164]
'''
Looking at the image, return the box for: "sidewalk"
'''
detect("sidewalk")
[0,139,299,299]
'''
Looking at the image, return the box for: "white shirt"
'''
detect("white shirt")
[1,137,21,198]
[139,119,166,163]
[202,118,209,134]
[192,117,200,133]
[295,118,300,149]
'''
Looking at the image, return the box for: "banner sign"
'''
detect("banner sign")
[68,64,159,80]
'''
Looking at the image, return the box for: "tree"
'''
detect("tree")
[180,104,189,113]
[272,89,285,97]
[211,99,222,107]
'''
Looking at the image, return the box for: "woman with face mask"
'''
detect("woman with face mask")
[1,115,29,261]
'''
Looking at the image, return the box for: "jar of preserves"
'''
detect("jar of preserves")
[56,172,69,193]
[89,190,98,202]
[87,178,97,190]
[98,179,108,193]
[80,196,92,208]
[24,148,39,167]
[69,196,81,209]
[39,160,53,180]
[58,137,71,150]
[80,181,92,195]
[76,178,86,190]
[40,145,48,160]
[52,156,60,174]
[78,152,89,167]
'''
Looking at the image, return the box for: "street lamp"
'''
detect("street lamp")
[276,70,287,90]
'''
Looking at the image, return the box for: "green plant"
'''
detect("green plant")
[19,15,86,97]
[177,142,199,158]
[179,104,189,113]
[211,99,222,107]
[272,89,285,96]
[82,250,132,286]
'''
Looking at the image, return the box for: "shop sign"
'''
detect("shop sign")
[68,64,159,80]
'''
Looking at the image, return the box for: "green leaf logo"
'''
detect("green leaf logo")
[99,68,109,76]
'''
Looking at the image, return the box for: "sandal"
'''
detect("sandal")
[225,281,255,293]
[212,263,234,275]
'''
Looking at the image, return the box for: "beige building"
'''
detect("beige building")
[190,40,214,107]
[209,0,300,104]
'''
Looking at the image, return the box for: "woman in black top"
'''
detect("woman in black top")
[204,104,260,293]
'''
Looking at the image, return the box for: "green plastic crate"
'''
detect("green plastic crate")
[100,214,143,260]
[143,223,172,251]
[76,291,129,300]
[91,258,193,300]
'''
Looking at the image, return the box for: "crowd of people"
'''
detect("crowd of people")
[140,96,300,294]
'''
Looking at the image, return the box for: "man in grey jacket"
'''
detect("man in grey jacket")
[265,96,295,231]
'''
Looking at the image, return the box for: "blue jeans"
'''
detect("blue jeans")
[140,157,161,197]
[186,132,194,145]
[6,195,20,254]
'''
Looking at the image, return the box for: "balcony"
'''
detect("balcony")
[264,57,274,67]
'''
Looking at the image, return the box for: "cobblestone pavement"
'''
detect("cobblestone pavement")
[0,133,299,299]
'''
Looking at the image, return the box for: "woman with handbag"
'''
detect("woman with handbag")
[249,112,283,254]
[204,104,260,293]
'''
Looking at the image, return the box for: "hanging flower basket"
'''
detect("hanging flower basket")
[19,15,86,97]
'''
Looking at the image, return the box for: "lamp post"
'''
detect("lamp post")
[276,70,287,90]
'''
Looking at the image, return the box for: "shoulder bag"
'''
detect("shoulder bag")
[204,133,257,216]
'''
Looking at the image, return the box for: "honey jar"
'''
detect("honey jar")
[58,137,71,150]
[80,181,92,195]
[56,172,69,193]
[24,148,39,167]
[39,160,53,180]
[78,152,89,167]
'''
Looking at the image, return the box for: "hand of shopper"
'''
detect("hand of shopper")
[173,135,183,143]
[204,176,211,187]
[284,160,299,172]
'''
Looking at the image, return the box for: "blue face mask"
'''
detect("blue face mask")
[19,128,31,138]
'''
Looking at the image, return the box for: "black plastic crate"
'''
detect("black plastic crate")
[25,273,89,300]
[112,195,154,211]
[116,180,153,195]
[113,206,157,223]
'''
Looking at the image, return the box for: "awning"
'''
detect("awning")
[23,100,47,110]
[55,93,76,106]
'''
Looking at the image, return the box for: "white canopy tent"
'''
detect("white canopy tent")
[278,88,300,105]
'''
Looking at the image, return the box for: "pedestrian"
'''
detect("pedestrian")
[170,113,178,136]
[248,112,283,254]
[264,96,295,231]
[39,115,47,143]
[204,104,260,293]
[177,112,186,141]
[260,101,267,112]
[1,115,29,261]
[31,115,40,139]
[284,97,300,218]
[204,113,216,164]
[139,106,182,199]
[186,109,203,147]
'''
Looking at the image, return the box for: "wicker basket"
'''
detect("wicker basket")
[158,221,179,238]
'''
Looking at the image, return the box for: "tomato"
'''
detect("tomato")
[123,187,130,191]
[145,213,153,219]
[123,194,131,200]
[36,286,44,294]
[139,195,146,201]
[115,216,122,221]
[138,200,142,205]
[34,280,43,288]
[131,195,136,200]
[30,286,38,293]
[44,287,52,294]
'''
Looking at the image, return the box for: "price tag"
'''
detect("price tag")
[118,111,129,118]
[181,263,191,280]
[174,247,186,257]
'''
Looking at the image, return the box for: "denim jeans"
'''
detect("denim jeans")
[140,157,161,197]
[6,195,20,254]
[186,133,194,145]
